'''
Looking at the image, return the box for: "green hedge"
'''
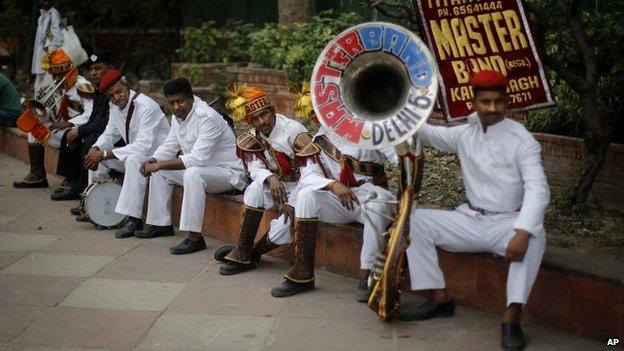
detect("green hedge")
[178,10,363,84]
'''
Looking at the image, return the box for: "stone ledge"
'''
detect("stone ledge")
[2,126,621,341]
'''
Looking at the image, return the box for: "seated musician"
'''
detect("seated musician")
[135,77,246,255]
[14,48,94,189]
[270,83,397,299]
[399,70,550,351]
[54,50,116,202]
[215,85,308,275]
[83,70,170,239]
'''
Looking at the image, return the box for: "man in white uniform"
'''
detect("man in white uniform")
[269,84,397,299]
[216,85,308,275]
[136,78,246,255]
[398,70,550,351]
[14,49,93,189]
[32,0,63,94]
[84,70,170,238]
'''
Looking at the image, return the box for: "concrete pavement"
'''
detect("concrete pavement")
[0,153,602,350]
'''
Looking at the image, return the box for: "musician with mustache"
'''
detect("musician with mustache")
[83,69,170,239]
[136,77,247,255]
[268,83,398,299]
[400,70,550,351]
[215,85,308,276]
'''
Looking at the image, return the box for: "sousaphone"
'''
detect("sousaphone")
[310,22,439,320]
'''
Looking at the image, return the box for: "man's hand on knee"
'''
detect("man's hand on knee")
[266,175,287,206]
[327,181,359,211]
[84,147,104,170]
[505,229,531,262]
[140,158,158,177]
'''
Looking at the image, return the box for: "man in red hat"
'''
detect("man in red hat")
[84,69,170,238]
[398,70,549,350]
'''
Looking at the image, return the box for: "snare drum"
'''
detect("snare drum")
[79,179,126,229]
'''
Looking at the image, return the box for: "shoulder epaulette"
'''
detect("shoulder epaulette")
[236,131,265,153]
[293,132,320,157]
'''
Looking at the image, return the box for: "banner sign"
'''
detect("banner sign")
[415,0,554,120]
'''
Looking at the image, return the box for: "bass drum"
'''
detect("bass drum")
[79,180,126,229]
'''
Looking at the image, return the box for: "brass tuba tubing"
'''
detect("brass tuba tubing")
[311,22,440,320]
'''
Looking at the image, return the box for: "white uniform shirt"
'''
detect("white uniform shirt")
[152,96,246,190]
[418,112,550,237]
[300,128,397,190]
[94,90,170,161]
[65,75,93,127]
[246,114,308,187]
[32,7,63,75]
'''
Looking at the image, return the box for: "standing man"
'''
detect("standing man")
[217,85,308,275]
[136,77,246,255]
[270,83,397,299]
[0,73,22,127]
[54,50,114,201]
[14,49,93,189]
[32,0,63,94]
[84,70,169,238]
[398,70,550,351]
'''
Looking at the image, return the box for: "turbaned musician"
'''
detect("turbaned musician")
[269,83,397,300]
[216,85,308,276]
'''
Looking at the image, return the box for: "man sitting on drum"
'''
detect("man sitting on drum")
[84,70,170,239]
[135,77,246,255]
[399,70,550,351]
[269,83,397,299]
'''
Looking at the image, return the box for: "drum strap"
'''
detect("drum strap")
[125,93,141,143]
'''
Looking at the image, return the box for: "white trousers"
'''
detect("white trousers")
[405,204,546,306]
[145,167,237,233]
[243,181,298,246]
[294,183,396,270]
[88,154,150,219]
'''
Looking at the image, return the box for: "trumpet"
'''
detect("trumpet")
[310,22,439,320]
[17,70,73,143]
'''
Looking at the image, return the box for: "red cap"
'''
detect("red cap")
[99,69,122,92]
[470,70,508,89]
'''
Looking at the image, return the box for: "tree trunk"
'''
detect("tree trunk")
[568,87,610,207]
[278,0,314,28]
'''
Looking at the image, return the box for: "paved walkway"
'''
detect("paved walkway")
[0,154,601,350]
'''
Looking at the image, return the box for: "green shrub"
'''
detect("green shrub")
[177,19,254,63]
[249,10,364,83]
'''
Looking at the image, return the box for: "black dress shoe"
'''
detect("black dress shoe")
[169,238,206,255]
[271,279,315,298]
[356,277,370,303]
[218,260,255,275]
[70,207,82,216]
[214,245,234,262]
[397,299,455,321]
[135,225,175,238]
[501,323,526,350]
[75,214,89,222]
[50,189,81,201]
[13,179,48,188]
[53,186,68,194]
[114,217,143,238]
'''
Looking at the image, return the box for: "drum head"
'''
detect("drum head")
[84,182,126,227]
